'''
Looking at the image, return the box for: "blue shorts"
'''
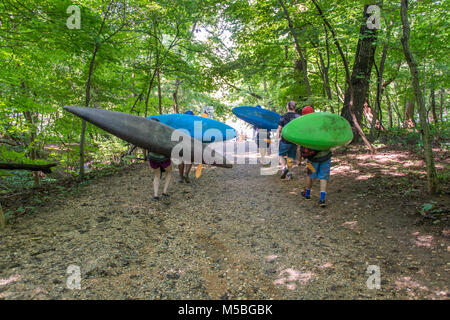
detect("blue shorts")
[278,141,297,159]
[307,158,331,180]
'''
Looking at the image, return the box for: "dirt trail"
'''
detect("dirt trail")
[1,148,449,299]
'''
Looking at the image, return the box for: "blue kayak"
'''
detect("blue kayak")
[232,106,280,130]
[148,114,236,143]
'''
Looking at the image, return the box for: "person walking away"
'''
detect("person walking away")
[299,106,332,207]
[277,101,300,179]
[178,110,194,183]
[148,118,172,200]
[256,127,271,165]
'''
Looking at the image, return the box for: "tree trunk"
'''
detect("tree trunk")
[386,91,393,129]
[312,0,375,153]
[404,99,415,128]
[23,111,40,186]
[0,162,57,173]
[430,87,437,125]
[439,89,444,121]
[400,0,438,194]
[0,202,5,229]
[157,69,162,114]
[341,4,379,135]
[278,0,311,97]
[173,79,180,114]
[370,18,392,137]
[294,54,309,100]
[80,44,99,178]
[316,25,333,111]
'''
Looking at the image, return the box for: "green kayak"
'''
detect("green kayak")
[281,112,353,150]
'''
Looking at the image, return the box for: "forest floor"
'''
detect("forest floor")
[0,143,449,300]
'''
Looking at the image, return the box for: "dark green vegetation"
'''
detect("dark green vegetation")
[0,0,448,221]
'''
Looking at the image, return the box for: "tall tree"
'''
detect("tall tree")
[311,0,375,152]
[400,0,438,194]
[340,3,380,137]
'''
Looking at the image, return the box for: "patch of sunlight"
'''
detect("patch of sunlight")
[318,263,333,269]
[341,221,358,229]
[395,276,428,291]
[331,165,359,175]
[0,274,22,286]
[355,173,375,180]
[264,255,278,263]
[413,233,434,248]
[273,268,315,290]
[380,169,406,177]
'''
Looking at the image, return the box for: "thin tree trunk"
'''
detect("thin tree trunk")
[386,91,393,129]
[279,0,311,97]
[173,79,180,114]
[0,202,5,229]
[157,69,162,114]
[80,44,99,178]
[439,89,444,121]
[79,1,117,178]
[23,111,39,186]
[400,0,438,194]
[370,18,393,137]
[430,87,437,125]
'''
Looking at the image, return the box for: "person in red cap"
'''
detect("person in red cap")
[299,106,332,207]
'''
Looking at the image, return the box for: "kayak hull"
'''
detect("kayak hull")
[282,112,353,150]
[63,106,232,168]
[232,106,280,130]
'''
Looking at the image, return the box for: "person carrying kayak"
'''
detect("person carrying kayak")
[277,101,300,180]
[299,106,332,207]
[178,110,194,183]
[148,118,172,201]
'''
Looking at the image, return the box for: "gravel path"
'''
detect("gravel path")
[1,148,449,299]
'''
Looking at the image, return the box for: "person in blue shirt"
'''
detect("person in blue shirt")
[276,101,300,180]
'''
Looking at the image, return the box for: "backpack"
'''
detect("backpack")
[300,147,332,163]
[300,146,318,160]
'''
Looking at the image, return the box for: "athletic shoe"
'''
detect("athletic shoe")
[301,190,311,200]
[319,200,326,207]
[152,196,159,201]
[184,175,190,183]
[162,193,169,197]
[280,167,289,179]
[286,172,292,180]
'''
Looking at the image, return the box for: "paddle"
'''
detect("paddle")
[195,164,203,179]
[306,162,316,173]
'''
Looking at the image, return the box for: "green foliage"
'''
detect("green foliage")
[90,135,128,167]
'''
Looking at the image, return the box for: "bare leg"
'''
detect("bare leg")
[280,156,287,168]
[178,162,185,182]
[260,147,266,164]
[163,165,172,194]
[306,176,313,190]
[184,163,193,182]
[185,163,193,175]
[153,168,161,197]
[320,179,327,193]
